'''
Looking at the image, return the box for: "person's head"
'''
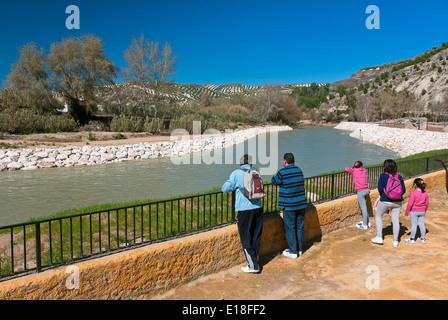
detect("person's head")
[240,154,252,166]
[383,159,397,175]
[353,161,363,168]
[283,153,295,167]
[413,178,427,192]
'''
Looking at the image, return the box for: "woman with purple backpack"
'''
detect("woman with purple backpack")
[371,159,406,247]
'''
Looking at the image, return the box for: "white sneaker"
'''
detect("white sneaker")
[282,250,298,259]
[361,221,372,228]
[241,266,260,274]
[404,238,415,244]
[356,223,368,230]
[371,236,383,245]
[393,240,399,247]
[418,238,426,244]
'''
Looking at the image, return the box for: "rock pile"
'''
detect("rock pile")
[335,122,448,157]
[0,126,292,172]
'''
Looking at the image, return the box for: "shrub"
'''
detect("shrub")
[0,108,77,134]
[144,118,165,134]
[110,115,144,132]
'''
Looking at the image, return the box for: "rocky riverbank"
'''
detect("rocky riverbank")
[335,122,448,157]
[0,126,292,172]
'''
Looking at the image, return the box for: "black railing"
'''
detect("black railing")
[1,152,447,279]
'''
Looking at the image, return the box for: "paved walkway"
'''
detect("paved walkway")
[151,186,448,300]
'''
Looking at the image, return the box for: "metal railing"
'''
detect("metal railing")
[1,152,447,279]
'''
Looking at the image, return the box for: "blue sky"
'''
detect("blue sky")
[0,0,447,86]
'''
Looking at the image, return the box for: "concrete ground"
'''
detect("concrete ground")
[151,186,448,300]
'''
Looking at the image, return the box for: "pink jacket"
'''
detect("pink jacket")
[405,190,429,216]
[345,167,369,192]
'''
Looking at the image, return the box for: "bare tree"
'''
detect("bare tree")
[123,34,177,121]
[254,84,284,122]
[429,95,448,122]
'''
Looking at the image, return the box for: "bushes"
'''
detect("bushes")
[0,108,77,134]
[110,115,144,132]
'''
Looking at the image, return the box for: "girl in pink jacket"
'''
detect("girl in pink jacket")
[345,161,370,229]
[405,178,429,244]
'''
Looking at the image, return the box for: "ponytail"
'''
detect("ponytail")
[414,178,427,192]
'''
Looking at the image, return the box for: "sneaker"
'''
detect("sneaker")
[418,238,426,244]
[282,250,298,259]
[356,223,368,230]
[361,221,372,228]
[404,238,415,244]
[393,240,399,247]
[371,236,383,245]
[241,266,260,274]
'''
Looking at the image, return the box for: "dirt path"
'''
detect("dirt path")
[150,186,448,300]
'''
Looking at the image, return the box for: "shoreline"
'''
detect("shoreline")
[334,122,448,157]
[0,125,293,172]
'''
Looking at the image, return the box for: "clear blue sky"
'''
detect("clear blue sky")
[0,0,447,87]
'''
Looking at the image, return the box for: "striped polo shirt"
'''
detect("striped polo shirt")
[271,163,307,211]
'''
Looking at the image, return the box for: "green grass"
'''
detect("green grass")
[0,185,280,276]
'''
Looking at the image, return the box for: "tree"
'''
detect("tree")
[5,43,59,112]
[47,35,117,125]
[253,84,284,122]
[429,95,448,122]
[123,34,177,121]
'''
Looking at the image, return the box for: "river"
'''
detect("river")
[0,126,398,226]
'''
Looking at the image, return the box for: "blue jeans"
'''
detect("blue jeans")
[283,208,306,254]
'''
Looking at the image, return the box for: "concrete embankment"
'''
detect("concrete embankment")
[334,122,448,157]
[0,126,292,172]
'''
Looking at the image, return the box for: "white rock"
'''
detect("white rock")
[7,162,24,170]
[101,153,116,162]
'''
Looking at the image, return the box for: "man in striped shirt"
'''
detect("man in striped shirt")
[271,153,307,259]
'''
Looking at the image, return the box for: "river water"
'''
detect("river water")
[0,126,398,226]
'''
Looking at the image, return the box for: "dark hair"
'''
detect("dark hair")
[240,154,252,165]
[414,178,427,192]
[283,153,295,165]
[383,159,397,175]
[353,161,363,168]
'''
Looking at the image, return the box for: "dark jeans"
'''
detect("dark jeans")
[283,208,306,254]
[237,208,263,270]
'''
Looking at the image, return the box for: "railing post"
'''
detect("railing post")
[231,190,236,221]
[35,222,42,273]
[331,173,335,199]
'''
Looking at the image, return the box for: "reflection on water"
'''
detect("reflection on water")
[0,127,398,225]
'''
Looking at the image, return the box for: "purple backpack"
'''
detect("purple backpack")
[384,173,403,200]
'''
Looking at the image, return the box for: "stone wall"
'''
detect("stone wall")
[0,126,292,172]
[0,169,445,300]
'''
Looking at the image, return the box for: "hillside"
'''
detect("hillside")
[328,42,448,116]
[97,82,328,108]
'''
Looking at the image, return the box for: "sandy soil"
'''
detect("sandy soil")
[0,131,174,149]
[150,186,448,300]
